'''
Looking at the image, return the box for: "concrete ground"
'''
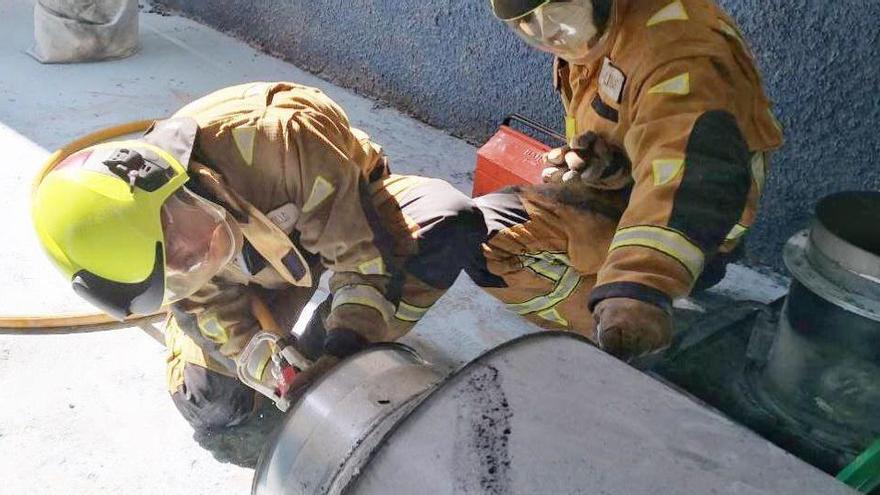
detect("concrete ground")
[0,1,788,494]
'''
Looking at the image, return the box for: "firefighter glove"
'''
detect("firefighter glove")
[593,297,673,362]
[541,132,631,189]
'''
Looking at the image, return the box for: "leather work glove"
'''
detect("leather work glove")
[593,298,673,362]
[541,131,631,190]
[284,328,368,403]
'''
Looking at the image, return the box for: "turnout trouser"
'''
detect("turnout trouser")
[463,184,741,338]
[465,187,620,337]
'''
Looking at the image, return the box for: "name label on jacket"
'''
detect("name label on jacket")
[267,203,300,234]
[599,58,626,103]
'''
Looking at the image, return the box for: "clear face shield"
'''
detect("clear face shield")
[505,0,598,62]
[160,187,237,303]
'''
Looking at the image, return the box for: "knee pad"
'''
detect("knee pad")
[408,205,486,289]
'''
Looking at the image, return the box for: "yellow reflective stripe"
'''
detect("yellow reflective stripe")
[232,126,256,166]
[332,284,395,321]
[537,308,569,327]
[718,20,740,40]
[358,257,386,276]
[768,108,783,132]
[565,115,577,142]
[751,153,767,192]
[302,176,336,213]
[610,226,705,278]
[507,267,581,315]
[254,353,272,382]
[395,300,431,323]
[648,73,690,96]
[646,1,689,26]
[726,223,749,241]
[197,313,229,344]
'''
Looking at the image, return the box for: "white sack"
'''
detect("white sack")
[30,0,139,63]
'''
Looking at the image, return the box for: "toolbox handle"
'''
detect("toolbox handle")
[502,114,567,145]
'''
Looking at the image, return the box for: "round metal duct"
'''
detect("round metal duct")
[251,343,442,494]
[254,333,852,495]
[761,191,880,454]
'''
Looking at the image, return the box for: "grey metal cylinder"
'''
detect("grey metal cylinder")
[251,343,443,494]
[762,191,880,448]
[254,333,852,495]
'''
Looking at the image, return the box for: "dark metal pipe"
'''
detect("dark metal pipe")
[760,191,880,458]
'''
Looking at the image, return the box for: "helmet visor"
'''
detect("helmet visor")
[160,187,236,303]
[505,0,597,61]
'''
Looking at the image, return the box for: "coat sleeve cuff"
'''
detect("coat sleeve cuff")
[588,282,673,314]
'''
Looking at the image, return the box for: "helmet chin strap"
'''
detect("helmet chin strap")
[591,0,614,33]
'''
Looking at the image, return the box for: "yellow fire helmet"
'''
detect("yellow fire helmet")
[32,118,215,320]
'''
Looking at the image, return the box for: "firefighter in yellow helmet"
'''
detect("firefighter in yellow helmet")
[33,82,484,430]
[471,0,784,359]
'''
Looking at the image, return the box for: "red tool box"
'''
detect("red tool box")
[473,114,567,197]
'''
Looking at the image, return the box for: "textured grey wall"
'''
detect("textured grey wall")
[156,0,880,270]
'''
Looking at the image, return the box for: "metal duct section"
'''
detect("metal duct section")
[253,333,853,494]
[251,343,442,494]
[760,191,880,456]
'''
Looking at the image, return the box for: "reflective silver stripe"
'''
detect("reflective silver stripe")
[610,226,705,278]
[529,260,567,282]
[395,300,431,323]
[520,252,570,282]
[332,284,395,322]
[507,266,582,315]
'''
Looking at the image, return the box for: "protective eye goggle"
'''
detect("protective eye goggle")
[491,0,555,22]
[505,0,597,61]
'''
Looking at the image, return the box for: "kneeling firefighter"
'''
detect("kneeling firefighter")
[32,82,483,430]
[473,0,784,359]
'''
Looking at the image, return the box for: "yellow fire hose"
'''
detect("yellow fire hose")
[0,120,166,333]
